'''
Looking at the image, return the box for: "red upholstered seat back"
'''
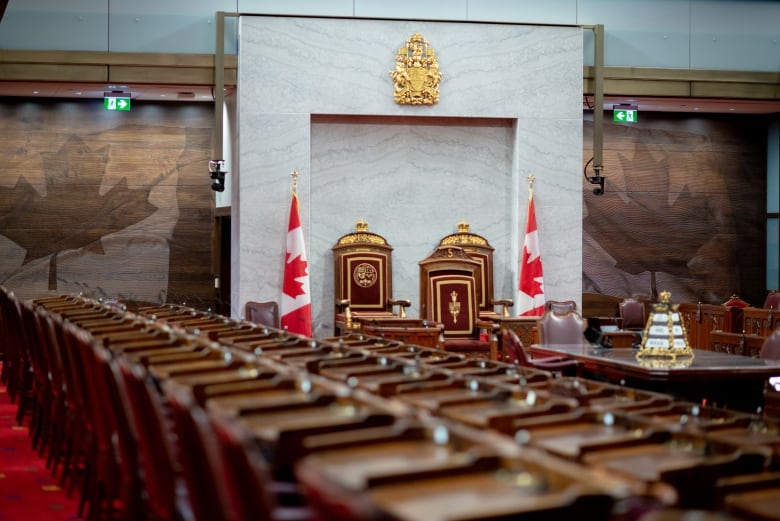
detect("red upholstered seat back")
[619,298,647,330]
[760,329,780,360]
[427,273,477,339]
[764,291,780,310]
[336,251,389,312]
[502,327,531,365]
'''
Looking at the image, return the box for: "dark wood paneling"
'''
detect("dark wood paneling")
[584,113,767,306]
[0,99,214,307]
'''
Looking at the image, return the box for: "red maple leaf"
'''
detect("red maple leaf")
[520,249,544,297]
[283,252,308,298]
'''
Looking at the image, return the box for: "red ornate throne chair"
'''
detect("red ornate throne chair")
[332,221,410,334]
[419,245,498,360]
[437,221,513,319]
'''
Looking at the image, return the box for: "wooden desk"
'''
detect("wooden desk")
[602,330,639,348]
[493,317,538,361]
[360,319,443,349]
[710,331,766,358]
[530,344,780,413]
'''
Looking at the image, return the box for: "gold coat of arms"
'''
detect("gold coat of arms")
[391,32,442,105]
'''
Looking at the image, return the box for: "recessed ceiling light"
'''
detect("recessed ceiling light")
[32,90,39,94]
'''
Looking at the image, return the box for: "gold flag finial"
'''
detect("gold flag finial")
[290,170,299,193]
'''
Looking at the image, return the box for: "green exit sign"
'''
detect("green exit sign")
[104,97,131,111]
[613,108,637,122]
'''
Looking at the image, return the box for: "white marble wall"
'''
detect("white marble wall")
[236,16,583,337]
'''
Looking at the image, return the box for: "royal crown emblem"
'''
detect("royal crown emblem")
[449,290,461,323]
[390,32,442,105]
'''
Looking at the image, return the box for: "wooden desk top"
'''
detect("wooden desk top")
[530,344,780,383]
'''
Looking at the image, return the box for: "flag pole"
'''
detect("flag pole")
[517,172,545,317]
[281,168,313,337]
[290,169,299,193]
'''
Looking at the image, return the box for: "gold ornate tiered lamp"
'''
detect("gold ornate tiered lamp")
[636,290,694,362]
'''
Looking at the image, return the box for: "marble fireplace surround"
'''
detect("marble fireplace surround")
[235,15,583,337]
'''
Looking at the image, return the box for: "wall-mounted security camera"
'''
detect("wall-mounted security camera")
[583,157,606,196]
[208,159,227,192]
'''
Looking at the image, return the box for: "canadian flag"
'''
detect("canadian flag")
[517,189,545,316]
[280,189,312,336]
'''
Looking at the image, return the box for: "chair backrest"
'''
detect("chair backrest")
[437,222,496,314]
[245,300,279,328]
[760,329,780,360]
[545,300,578,315]
[537,309,587,346]
[619,298,647,330]
[419,245,481,339]
[501,328,532,365]
[332,221,397,317]
[208,414,290,521]
[164,381,235,521]
[116,356,184,521]
[764,291,780,310]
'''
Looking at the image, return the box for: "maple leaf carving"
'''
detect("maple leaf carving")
[283,252,308,299]
[584,143,717,284]
[0,136,157,288]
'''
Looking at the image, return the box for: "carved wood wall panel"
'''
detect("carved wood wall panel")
[583,113,767,306]
[0,99,213,307]
[0,100,769,316]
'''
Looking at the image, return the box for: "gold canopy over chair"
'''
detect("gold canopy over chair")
[332,220,411,334]
[419,245,498,360]
[437,222,513,319]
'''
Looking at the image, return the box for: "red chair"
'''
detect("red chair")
[760,329,780,361]
[619,297,647,333]
[501,329,578,377]
[437,222,513,318]
[419,245,498,360]
[332,221,411,333]
[763,291,780,310]
[116,356,193,521]
[164,381,235,521]
[209,413,315,521]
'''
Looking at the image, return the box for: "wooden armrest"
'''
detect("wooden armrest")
[476,319,499,331]
[388,298,411,318]
[335,299,351,310]
[490,298,514,317]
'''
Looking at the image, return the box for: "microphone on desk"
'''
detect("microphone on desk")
[584,327,613,349]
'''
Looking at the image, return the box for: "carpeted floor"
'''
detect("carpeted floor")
[0,375,81,520]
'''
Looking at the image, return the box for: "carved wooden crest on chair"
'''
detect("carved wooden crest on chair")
[419,245,498,360]
[437,221,513,318]
[332,220,410,334]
